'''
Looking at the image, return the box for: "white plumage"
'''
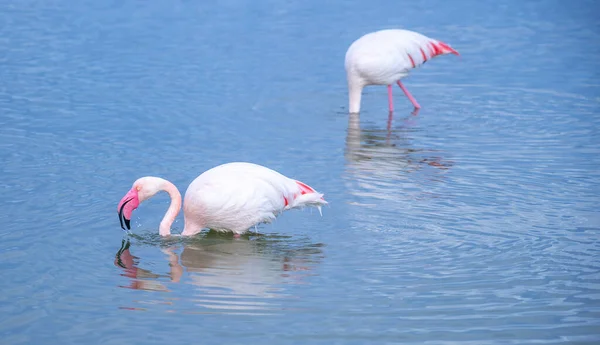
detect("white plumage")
[183,162,326,234]
[345,29,459,113]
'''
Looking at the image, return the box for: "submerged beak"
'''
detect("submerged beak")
[117,188,139,231]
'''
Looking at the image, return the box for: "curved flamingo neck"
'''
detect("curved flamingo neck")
[158,180,182,236]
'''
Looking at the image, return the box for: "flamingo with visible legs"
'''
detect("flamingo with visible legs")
[117,162,327,237]
[345,29,459,113]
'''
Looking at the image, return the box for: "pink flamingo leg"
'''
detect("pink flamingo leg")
[386,111,393,144]
[396,81,421,109]
[387,84,394,112]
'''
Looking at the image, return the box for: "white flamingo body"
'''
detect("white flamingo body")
[345,29,459,113]
[183,162,325,234]
[117,162,327,236]
[346,30,432,84]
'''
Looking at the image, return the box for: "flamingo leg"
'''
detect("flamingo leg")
[386,111,393,144]
[396,81,421,109]
[387,84,394,112]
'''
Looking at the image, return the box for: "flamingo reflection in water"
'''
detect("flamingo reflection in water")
[115,239,168,292]
[344,111,453,204]
[114,234,323,313]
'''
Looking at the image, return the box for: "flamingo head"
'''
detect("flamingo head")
[117,177,162,230]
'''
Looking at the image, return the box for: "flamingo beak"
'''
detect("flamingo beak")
[118,189,139,231]
[119,202,131,230]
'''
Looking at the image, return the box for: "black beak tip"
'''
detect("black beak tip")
[124,218,131,230]
[118,198,133,231]
[118,211,126,230]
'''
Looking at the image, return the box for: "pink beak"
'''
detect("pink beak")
[118,189,139,230]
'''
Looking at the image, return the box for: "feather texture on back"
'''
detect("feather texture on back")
[183,162,326,234]
[345,29,459,86]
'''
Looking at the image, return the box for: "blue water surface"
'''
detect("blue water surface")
[1,0,599,344]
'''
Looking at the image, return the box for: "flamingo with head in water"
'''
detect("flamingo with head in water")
[345,29,459,114]
[117,162,327,237]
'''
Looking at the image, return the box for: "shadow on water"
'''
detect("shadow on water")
[114,231,325,315]
[343,111,453,205]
